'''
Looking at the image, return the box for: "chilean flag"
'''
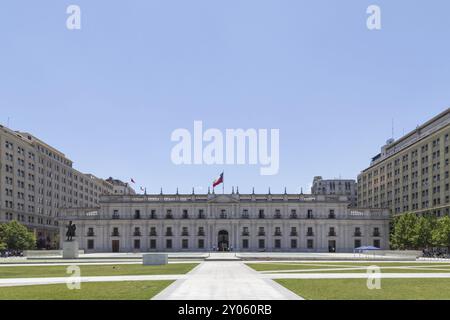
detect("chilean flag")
[212,172,224,188]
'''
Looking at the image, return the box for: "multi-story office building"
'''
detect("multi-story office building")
[358,108,450,216]
[60,191,390,253]
[0,124,115,248]
[105,177,136,195]
[311,176,357,207]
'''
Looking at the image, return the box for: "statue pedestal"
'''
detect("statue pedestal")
[143,254,168,265]
[63,241,79,259]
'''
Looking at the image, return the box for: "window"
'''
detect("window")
[307,239,314,249]
[373,239,380,248]
[290,227,298,236]
[166,239,172,249]
[290,209,297,219]
[258,227,265,236]
[373,227,380,237]
[307,227,314,236]
[274,209,281,219]
[112,227,119,236]
[258,239,265,249]
[328,209,336,219]
[328,227,336,237]
[134,210,141,219]
[198,239,205,249]
[134,227,141,236]
[150,239,156,249]
[259,209,265,219]
[354,239,361,248]
[274,239,281,249]
[290,239,297,249]
[307,209,313,219]
[274,227,282,236]
[134,239,140,249]
[182,239,189,249]
[242,239,249,249]
[87,239,94,249]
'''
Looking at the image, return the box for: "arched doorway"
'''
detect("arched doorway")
[218,230,229,251]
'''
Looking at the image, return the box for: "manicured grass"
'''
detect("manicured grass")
[275,268,450,274]
[276,278,450,300]
[0,280,173,300]
[0,263,198,279]
[247,262,450,272]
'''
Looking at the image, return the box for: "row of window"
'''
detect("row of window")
[3,212,56,226]
[3,150,110,192]
[87,238,381,251]
[112,209,339,220]
[91,226,381,238]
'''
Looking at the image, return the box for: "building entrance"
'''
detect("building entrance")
[218,230,229,251]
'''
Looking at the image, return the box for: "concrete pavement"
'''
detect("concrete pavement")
[152,262,303,300]
[0,274,186,287]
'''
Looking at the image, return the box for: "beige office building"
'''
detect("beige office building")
[311,176,357,207]
[0,124,118,248]
[358,108,450,216]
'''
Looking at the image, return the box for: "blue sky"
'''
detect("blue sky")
[0,1,449,194]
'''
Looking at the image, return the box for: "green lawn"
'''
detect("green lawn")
[0,281,173,300]
[276,278,450,300]
[247,262,450,273]
[0,263,198,278]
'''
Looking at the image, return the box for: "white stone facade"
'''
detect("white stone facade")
[60,193,390,253]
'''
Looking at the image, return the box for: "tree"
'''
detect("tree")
[414,215,437,249]
[432,216,450,249]
[0,221,36,251]
[391,213,419,250]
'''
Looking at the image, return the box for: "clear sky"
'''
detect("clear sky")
[0,1,449,194]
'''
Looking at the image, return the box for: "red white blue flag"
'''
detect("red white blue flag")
[213,172,224,188]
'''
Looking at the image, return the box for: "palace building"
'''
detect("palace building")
[60,191,390,253]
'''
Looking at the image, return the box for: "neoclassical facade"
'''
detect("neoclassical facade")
[59,192,390,253]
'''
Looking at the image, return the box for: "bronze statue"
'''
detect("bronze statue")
[66,221,76,241]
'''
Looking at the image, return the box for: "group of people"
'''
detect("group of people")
[422,247,449,259]
[0,249,23,258]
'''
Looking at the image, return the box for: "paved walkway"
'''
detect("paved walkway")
[0,274,186,287]
[152,262,302,300]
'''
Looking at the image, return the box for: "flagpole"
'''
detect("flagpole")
[222,171,225,194]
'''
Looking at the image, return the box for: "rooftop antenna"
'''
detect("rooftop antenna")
[391,118,395,139]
